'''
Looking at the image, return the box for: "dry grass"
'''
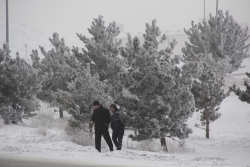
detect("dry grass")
[65,125,94,146]
[34,127,50,136]
[29,104,69,130]
[167,139,195,153]
[127,137,195,153]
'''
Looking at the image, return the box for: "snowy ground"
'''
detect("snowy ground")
[0,92,250,167]
[186,93,250,167]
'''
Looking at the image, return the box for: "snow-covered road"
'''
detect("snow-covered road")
[0,154,143,167]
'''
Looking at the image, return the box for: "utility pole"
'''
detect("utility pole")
[204,0,205,20]
[6,0,9,46]
[216,0,218,15]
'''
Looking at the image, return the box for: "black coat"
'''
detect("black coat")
[91,105,110,128]
[111,112,125,131]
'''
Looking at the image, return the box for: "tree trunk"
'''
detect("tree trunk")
[134,129,138,136]
[205,106,209,139]
[160,137,168,152]
[59,108,63,118]
[160,137,166,146]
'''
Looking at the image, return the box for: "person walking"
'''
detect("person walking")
[91,101,113,152]
[110,104,125,150]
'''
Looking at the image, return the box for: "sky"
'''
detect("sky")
[0,0,250,48]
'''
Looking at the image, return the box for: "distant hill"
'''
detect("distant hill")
[0,18,51,63]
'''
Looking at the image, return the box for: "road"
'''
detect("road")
[0,154,139,167]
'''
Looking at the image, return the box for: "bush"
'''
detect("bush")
[132,139,163,152]
[29,105,69,130]
[166,139,195,153]
[65,125,93,146]
[30,112,54,128]
[34,127,50,136]
[65,124,110,149]
[127,138,195,153]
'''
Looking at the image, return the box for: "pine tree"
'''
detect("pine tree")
[183,10,250,73]
[76,16,126,99]
[31,33,113,127]
[117,20,195,148]
[182,52,230,138]
[182,10,248,138]
[55,63,113,130]
[0,44,42,124]
[30,33,82,103]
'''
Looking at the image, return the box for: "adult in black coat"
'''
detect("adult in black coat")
[91,101,113,152]
[110,104,125,150]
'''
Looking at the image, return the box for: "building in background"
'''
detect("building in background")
[163,29,188,55]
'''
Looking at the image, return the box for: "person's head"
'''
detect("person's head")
[110,104,118,113]
[93,100,100,109]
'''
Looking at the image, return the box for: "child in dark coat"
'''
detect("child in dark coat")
[110,104,125,150]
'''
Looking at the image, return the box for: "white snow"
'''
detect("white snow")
[0,93,250,166]
[186,93,250,167]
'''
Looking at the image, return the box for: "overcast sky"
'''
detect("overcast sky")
[0,0,250,48]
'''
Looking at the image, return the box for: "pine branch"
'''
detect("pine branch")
[210,121,215,124]
[194,126,206,130]
[194,123,206,130]
[183,53,202,78]
[165,136,183,145]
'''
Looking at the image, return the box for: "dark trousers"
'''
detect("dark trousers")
[95,126,113,152]
[112,127,124,150]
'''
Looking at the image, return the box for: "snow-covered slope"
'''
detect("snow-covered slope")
[0,19,51,62]
[185,57,250,167]
[187,93,250,166]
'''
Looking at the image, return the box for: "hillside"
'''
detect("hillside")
[0,18,51,62]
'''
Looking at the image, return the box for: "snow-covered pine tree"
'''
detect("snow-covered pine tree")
[55,63,113,130]
[183,52,230,138]
[30,33,82,103]
[0,44,42,124]
[117,20,195,148]
[183,10,250,73]
[231,72,250,104]
[182,10,248,139]
[76,16,126,99]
